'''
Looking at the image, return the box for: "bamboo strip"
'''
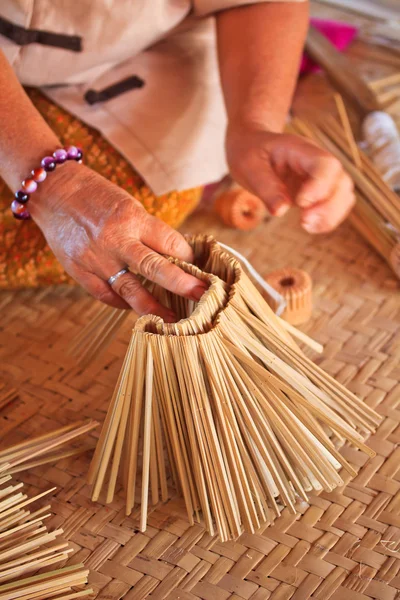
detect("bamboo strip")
[334,94,362,169]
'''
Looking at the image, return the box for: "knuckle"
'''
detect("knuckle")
[347,190,356,209]
[329,156,343,175]
[118,278,141,299]
[137,253,164,280]
[163,231,184,258]
[96,198,142,248]
[314,154,342,177]
[342,173,354,192]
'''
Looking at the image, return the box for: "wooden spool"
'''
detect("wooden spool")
[265,267,313,325]
[214,187,266,231]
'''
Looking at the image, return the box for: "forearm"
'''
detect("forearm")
[216,2,309,132]
[0,50,60,192]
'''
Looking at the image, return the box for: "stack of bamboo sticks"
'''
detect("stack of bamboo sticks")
[288,111,400,278]
[0,465,92,599]
[0,420,98,475]
[88,235,381,541]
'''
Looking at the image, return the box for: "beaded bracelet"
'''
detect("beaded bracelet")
[11,146,83,220]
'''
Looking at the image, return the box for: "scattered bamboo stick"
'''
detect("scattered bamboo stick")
[0,471,93,599]
[0,421,98,473]
[88,236,381,541]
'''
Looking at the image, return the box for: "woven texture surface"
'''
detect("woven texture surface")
[0,206,399,600]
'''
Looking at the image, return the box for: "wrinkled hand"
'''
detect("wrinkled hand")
[30,162,206,319]
[226,125,355,233]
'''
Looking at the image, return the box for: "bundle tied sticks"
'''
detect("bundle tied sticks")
[88,235,381,541]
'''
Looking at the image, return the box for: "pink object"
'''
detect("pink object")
[300,19,358,75]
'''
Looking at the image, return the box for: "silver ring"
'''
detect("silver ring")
[107,268,129,286]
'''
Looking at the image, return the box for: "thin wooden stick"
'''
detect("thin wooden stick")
[140,346,154,531]
[334,94,362,169]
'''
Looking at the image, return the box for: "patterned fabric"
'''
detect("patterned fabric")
[0,89,202,289]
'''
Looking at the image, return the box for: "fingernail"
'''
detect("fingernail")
[302,213,322,233]
[274,203,290,217]
[297,195,314,208]
[190,285,206,302]
[269,197,289,217]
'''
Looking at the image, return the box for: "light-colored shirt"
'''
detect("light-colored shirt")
[1,0,305,194]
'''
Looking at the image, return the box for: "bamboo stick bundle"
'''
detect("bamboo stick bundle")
[0,471,92,599]
[88,235,381,541]
[0,420,98,475]
[288,115,400,278]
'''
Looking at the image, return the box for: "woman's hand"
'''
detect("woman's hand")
[30,161,206,319]
[226,125,355,234]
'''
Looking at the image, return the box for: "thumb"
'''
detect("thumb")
[240,163,291,217]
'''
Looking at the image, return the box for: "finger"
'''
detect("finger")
[85,253,180,319]
[122,242,208,301]
[72,270,131,309]
[301,173,355,234]
[110,270,177,320]
[141,215,194,263]
[239,163,292,217]
[295,152,344,208]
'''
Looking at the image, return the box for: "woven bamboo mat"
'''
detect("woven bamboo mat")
[0,206,399,600]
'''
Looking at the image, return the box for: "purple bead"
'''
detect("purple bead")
[75,149,83,162]
[41,156,57,172]
[53,148,68,164]
[11,200,30,219]
[66,145,79,159]
[13,210,31,220]
[15,190,29,204]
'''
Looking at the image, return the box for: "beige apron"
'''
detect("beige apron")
[0,0,305,194]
